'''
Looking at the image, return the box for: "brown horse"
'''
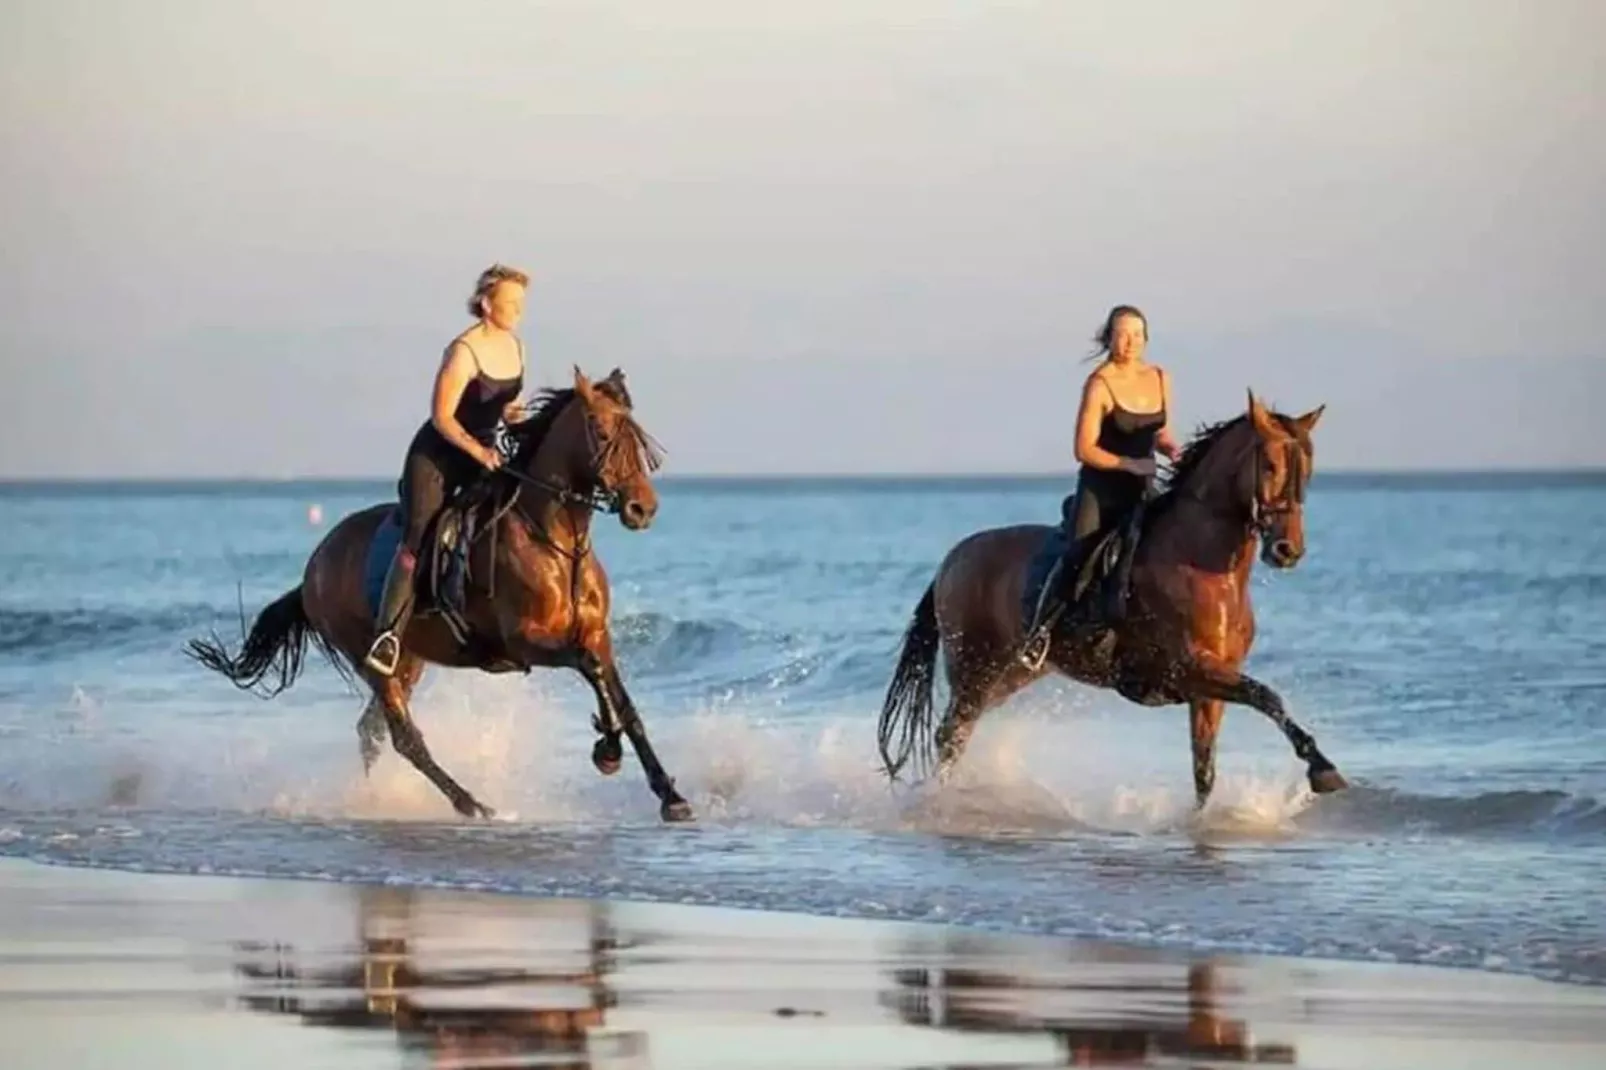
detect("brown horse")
[187,367,694,823]
[877,391,1347,808]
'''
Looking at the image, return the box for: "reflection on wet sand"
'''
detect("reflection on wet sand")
[9,861,1600,1070]
[227,884,1301,1069]
[232,887,645,1069]
[888,951,1293,1065]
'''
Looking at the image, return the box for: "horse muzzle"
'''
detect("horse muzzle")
[1261,537,1303,569]
[619,498,655,531]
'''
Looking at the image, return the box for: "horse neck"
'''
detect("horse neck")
[1149,427,1259,575]
[511,408,595,549]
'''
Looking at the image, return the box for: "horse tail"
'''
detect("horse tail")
[186,585,332,698]
[877,581,942,782]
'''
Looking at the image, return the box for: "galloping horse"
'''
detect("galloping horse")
[877,391,1347,808]
[188,367,694,822]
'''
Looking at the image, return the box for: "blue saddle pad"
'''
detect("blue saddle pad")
[1021,524,1070,628]
[364,510,404,619]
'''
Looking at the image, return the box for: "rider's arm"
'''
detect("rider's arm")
[1074,373,1147,474]
[1155,367,1181,460]
[430,343,495,464]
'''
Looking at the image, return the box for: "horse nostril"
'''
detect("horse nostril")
[1272,539,1296,561]
[623,501,648,525]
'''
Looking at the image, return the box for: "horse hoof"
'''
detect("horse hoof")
[455,799,496,819]
[660,799,695,823]
[592,737,623,777]
[1309,767,1348,794]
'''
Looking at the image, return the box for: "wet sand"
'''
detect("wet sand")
[0,858,1602,1069]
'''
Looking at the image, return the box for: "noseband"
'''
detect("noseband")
[1249,435,1306,540]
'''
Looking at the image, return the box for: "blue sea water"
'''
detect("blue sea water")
[1,474,1603,985]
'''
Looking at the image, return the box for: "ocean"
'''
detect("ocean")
[1,474,1603,986]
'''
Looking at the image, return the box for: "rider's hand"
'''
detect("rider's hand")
[1122,457,1158,479]
[477,446,504,471]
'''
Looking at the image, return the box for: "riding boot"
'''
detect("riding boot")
[364,547,416,677]
[1103,505,1146,625]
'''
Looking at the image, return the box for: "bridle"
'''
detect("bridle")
[485,394,653,648]
[497,395,645,517]
[1248,433,1307,542]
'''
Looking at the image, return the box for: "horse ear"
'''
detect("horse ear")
[1247,389,1281,440]
[1294,403,1326,435]
[572,365,596,405]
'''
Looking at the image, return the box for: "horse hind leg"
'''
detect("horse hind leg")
[934,689,985,782]
[357,693,387,774]
[934,648,1026,782]
[373,658,495,819]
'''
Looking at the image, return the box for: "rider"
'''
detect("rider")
[1021,304,1181,660]
[364,263,530,677]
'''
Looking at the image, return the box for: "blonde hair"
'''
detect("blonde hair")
[466,263,530,319]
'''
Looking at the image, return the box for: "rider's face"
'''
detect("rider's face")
[483,282,526,331]
[1108,314,1146,364]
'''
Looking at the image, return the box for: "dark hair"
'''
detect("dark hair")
[1086,304,1148,361]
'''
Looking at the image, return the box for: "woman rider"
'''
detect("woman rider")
[1020,304,1181,660]
[365,263,531,677]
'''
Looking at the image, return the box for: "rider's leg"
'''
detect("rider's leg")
[365,440,448,677]
[1020,485,1105,659]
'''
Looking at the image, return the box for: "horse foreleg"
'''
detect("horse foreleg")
[374,667,495,819]
[1189,698,1224,808]
[577,654,692,823]
[574,659,624,777]
[1189,667,1347,795]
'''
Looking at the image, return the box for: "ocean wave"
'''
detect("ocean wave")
[1300,785,1606,840]
[0,606,220,659]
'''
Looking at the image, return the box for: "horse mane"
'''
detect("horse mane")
[505,387,576,464]
[503,374,643,466]
[1147,405,1301,521]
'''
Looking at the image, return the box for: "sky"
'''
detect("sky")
[1,0,1602,477]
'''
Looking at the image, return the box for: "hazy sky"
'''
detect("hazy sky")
[2,0,1602,477]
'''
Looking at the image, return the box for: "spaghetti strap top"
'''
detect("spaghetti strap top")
[453,337,524,445]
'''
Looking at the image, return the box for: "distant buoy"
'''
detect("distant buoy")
[307,503,324,525]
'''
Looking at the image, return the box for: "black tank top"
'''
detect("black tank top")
[1081,371,1165,498]
[454,338,524,445]
[1094,371,1165,460]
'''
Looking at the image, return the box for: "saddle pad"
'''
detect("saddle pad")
[363,509,405,620]
[1020,524,1071,628]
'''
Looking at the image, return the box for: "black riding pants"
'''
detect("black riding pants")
[1062,468,1146,547]
[397,423,482,556]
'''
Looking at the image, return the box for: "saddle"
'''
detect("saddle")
[1020,500,1148,662]
[367,478,513,649]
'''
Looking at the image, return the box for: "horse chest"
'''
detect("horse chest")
[1180,570,1253,663]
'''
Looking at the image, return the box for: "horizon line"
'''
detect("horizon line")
[3,466,1605,486]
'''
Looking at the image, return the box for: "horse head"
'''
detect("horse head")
[505,366,665,530]
[1163,391,1325,569]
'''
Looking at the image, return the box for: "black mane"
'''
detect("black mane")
[503,373,636,466]
[505,387,576,465]
[1147,406,1303,521]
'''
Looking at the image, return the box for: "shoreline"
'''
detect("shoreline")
[2,858,1603,1069]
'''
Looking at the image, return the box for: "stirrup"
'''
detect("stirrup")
[1018,626,1051,671]
[364,632,401,677]
[1014,607,1053,668]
